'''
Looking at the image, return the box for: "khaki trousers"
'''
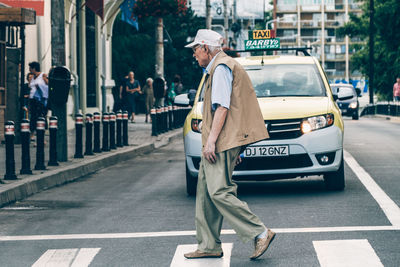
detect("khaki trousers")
[195,146,266,253]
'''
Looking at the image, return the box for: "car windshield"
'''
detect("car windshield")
[245,64,326,97]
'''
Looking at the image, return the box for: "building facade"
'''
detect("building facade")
[1,0,124,131]
[273,0,363,81]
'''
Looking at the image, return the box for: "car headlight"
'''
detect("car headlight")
[301,114,334,134]
[349,101,358,109]
[191,119,202,133]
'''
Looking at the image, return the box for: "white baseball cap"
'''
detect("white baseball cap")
[185,29,223,48]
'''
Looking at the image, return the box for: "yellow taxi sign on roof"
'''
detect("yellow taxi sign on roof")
[248,30,276,40]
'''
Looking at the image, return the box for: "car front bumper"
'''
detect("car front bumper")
[184,125,343,180]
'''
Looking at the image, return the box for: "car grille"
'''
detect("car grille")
[191,154,313,171]
[235,154,313,170]
[265,119,303,140]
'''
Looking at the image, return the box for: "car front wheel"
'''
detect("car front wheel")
[186,162,198,196]
[323,153,345,191]
[352,109,359,120]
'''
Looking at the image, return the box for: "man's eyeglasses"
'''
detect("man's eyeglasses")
[192,45,202,53]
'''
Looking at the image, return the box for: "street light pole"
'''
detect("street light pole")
[369,0,374,104]
[223,0,228,45]
[206,0,212,29]
[51,0,68,162]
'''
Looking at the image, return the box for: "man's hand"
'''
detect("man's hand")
[203,106,228,164]
[235,155,242,166]
[203,139,217,164]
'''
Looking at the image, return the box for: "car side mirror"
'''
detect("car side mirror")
[174,93,190,106]
[332,94,338,101]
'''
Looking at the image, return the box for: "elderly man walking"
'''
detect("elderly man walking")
[183,29,276,261]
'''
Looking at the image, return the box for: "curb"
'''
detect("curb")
[364,114,400,123]
[0,130,182,207]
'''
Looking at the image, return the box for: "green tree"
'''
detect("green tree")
[340,0,400,100]
[112,6,204,91]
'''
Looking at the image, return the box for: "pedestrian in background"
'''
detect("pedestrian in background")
[112,85,122,112]
[393,76,400,102]
[173,74,184,95]
[28,61,49,141]
[119,74,129,111]
[153,77,166,107]
[183,29,275,261]
[125,71,142,123]
[166,79,176,105]
[142,77,154,123]
[21,73,34,119]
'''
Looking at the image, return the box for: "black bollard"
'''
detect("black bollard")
[116,111,123,147]
[122,111,129,146]
[84,113,94,155]
[102,113,110,151]
[34,117,46,170]
[151,107,157,136]
[176,106,181,127]
[48,116,59,166]
[20,119,32,175]
[164,106,169,132]
[109,112,117,150]
[93,112,102,153]
[168,105,173,130]
[161,106,167,133]
[173,105,178,129]
[74,113,84,158]
[156,107,162,135]
[4,121,17,180]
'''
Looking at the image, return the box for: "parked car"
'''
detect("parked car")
[330,83,361,120]
[180,52,345,195]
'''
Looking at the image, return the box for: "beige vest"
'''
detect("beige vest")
[202,52,269,153]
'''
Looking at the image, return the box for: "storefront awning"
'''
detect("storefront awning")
[0,0,43,16]
[0,7,36,25]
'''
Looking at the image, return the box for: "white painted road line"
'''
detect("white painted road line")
[32,249,78,267]
[313,239,384,267]
[170,243,233,267]
[70,248,101,267]
[344,150,400,227]
[32,248,100,267]
[1,225,398,242]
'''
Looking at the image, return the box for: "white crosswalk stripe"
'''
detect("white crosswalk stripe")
[32,248,101,267]
[170,243,233,267]
[313,239,384,267]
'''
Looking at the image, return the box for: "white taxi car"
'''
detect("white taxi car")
[181,52,344,195]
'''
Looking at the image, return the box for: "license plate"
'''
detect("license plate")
[244,145,289,157]
[341,109,347,113]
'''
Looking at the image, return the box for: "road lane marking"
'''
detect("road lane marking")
[32,248,100,267]
[313,239,384,267]
[170,243,233,267]
[344,150,400,227]
[32,249,78,267]
[70,248,101,267]
[1,225,398,242]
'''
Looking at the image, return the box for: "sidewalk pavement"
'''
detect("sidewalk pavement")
[0,114,182,207]
[363,114,400,124]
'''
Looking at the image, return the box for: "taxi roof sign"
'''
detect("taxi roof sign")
[248,30,276,40]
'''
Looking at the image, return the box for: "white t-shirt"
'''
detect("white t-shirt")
[29,72,49,99]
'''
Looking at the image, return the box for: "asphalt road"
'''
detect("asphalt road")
[0,117,399,267]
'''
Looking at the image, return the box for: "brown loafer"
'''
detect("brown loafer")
[250,229,276,260]
[184,249,223,259]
